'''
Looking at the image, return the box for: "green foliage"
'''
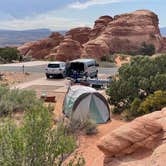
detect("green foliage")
[83,119,98,135]
[66,118,98,135]
[138,42,155,56]
[0,47,22,63]
[122,98,142,121]
[137,90,166,115]
[23,106,76,166]
[0,119,24,166]
[67,154,85,166]
[123,91,166,120]
[0,105,77,166]
[0,87,41,116]
[100,54,115,63]
[107,55,166,115]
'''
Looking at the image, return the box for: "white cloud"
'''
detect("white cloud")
[69,0,126,9]
[0,11,90,31]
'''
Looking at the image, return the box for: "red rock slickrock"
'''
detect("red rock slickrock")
[82,10,164,58]
[161,37,166,52]
[18,10,166,60]
[18,32,64,59]
[98,107,166,166]
[89,15,113,40]
[50,37,82,61]
[65,27,91,44]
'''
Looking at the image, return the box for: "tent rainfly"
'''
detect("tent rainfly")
[63,85,110,124]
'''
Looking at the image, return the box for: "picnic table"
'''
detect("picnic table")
[69,77,112,89]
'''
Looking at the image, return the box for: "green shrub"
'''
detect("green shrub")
[66,118,98,135]
[84,119,98,135]
[138,42,155,56]
[67,154,85,166]
[122,91,166,120]
[0,105,77,166]
[0,88,42,116]
[122,98,142,121]
[107,55,166,114]
[0,47,21,63]
[137,90,166,115]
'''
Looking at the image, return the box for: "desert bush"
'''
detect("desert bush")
[107,55,166,115]
[138,42,155,56]
[122,98,142,121]
[0,88,42,116]
[122,91,166,120]
[84,119,98,135]
[67,154,85,166]
[137,90,166,115]
[0,119,24,166]
[0,105,78,166]
[100,56,107,62]
[66,118,98,135]
[0,47,21,63]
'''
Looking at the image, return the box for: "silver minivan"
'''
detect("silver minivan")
[45,61,66,78]
[67,59,99,78]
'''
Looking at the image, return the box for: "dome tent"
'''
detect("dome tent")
[63,85,110,124]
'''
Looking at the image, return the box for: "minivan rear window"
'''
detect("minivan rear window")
[48,64,60,68]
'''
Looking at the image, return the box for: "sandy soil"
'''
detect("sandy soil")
[0,72,43,86]
[0,61,49,67]
[76,119,126,166]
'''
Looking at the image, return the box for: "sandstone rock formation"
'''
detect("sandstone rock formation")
[82,10,164,59]
[18,10,166,60]
[18,32,64,59]
[65,27,91,44]
[98,107,166,166]
[49,37,82,61]
[89,15,113,40]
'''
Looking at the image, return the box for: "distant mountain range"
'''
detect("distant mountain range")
[0,29,66,47]
[0,27,165,47]
[160,27,166,36]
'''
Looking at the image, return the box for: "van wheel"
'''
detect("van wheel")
[46,74,50,79]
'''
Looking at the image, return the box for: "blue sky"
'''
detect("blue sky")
[0,0,165,30]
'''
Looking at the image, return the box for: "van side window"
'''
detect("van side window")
[87,64,94,67]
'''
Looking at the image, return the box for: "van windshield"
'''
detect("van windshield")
[48,64,60,68]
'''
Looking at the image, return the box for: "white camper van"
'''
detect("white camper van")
[67,59,99,78]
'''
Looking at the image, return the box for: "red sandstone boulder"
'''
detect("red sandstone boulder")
[49,37,82,61]
[65,27,91,44]
[98,107,166,166]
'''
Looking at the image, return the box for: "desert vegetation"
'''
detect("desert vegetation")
[0,47,22,63]
[107,54,166,120]
[0,86,85,166]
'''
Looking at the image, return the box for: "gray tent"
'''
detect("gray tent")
[63,85,110,124]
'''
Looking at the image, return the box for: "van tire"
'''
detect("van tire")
[46,74,50,79]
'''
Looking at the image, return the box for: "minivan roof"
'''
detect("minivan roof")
[48,61,65,64]
[70,58,96,63]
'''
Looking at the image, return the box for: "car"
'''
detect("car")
[45,61,66,79]
[66,58,99,78]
